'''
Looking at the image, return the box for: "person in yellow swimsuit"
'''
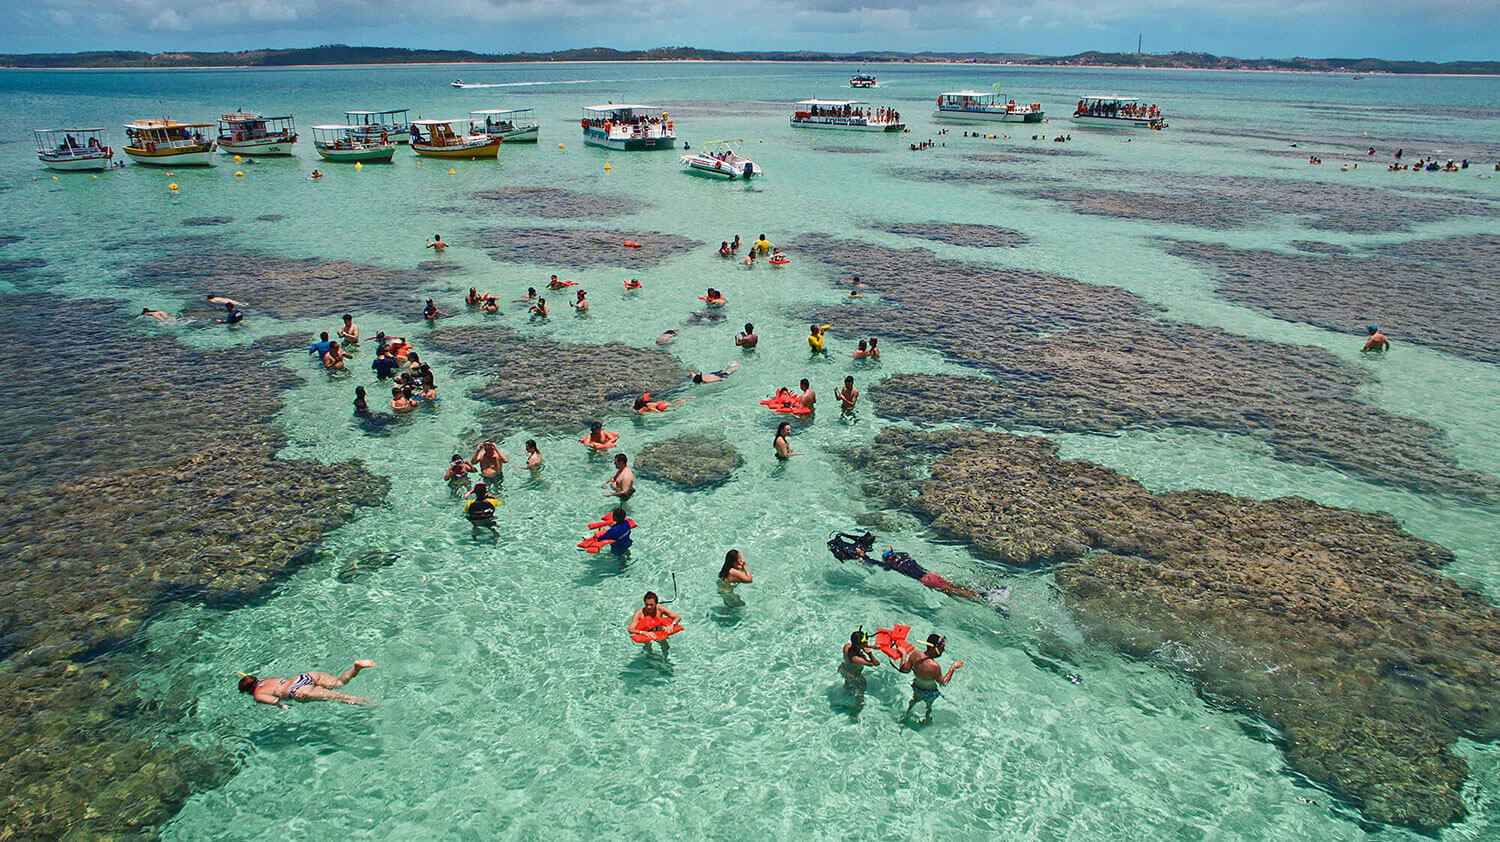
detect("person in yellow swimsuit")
[808,323,830,355]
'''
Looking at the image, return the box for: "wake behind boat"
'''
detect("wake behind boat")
[680,140,761,179]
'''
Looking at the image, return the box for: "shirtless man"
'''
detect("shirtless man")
[1362,325,1390,354]
[797,378,817,411]
[690,362,740,384]
[473,440,509,481]
[736,323,758,349]
[628,591,680,655]
[338,314,359,346]
[323,343,348,371]
[238,660,376,708]
[605,453,635,501]
[208,296,248,308]
[835,376,858,412]
[426,234,447,252]
[140,308,173,321]
[897,635,963,723]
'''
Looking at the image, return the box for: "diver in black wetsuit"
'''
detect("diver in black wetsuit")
[828,532,1011,610]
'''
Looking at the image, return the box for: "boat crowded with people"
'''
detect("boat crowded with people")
[790,100,904,132]
[581,105,676,151]
[216,112,297,156]
[34,128,113,170]
[1071,95,1166,129]
[121,119,216,166]
[408,119,502,158]
[680,139,762,179]
[344,109,412,144]
[311,125,396,163]
[933,91,1044,123]
[471,109,539,143]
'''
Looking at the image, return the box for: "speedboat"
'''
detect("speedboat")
[1072,95,1166,129]
[217,112,297,155]
[850,74,876,88]
[344,109,411,144]
[311,125,395,163]
[452,79,464,88]
[34,128,113,171]
[471,109,539,143]
[581,105,676,151]
[122,119,216,166]
[790,100,904,132]
[408,119,501,159]
[934,91,1043,123]
[680,140,761,179]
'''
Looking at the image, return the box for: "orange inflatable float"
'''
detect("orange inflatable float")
[580,429,619,449]
[578,511,637,553]
[629,614,683,643]
[873,625,915,660]
[623,241,643,249]
[760,389,812,415]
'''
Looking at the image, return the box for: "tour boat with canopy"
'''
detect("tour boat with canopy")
[850,73,876,88]
[121,119,216,166]
[790,100,904,132]
[408,119,502,158]
[680,139,761,179]
[34,128,113,170]
[581,105,676,151]
[1071,95,1166,129]
[217,112,297,155]
[311,125,396,163]
[344,109,411,144]
[471,109,539,143]
[933,91,1044,123]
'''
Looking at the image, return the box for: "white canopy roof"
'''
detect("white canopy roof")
[410,119,467,126]
[471,109,533,116]
[1079,95,1140,103]
[940,91,998,98]
[345,109,409,116]
[796,99,868,107]
[583,104,661,112]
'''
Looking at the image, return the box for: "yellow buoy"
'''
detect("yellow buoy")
[449,167,456,174]
[604,162,611,170]
[92,175,97,179]
[235,171,244,177]
[169,183,178,191]
[355,162,363,169]
[51,176,58,181]
[234,155,242,162]
[558,143,565,150]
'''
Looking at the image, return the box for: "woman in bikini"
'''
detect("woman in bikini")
[239,660,376,708]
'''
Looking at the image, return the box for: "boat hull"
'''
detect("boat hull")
[122,147,216,166]
[219,137,296,155]
[489,126,539,143]
[1071,114,1166,130]
[790,119,904,132]
[933,108,1044,123]
[410,139,501,159]
[583,130,676,151]
[316,145,396,162]
[681,157,759,178]
[39,153,112,171]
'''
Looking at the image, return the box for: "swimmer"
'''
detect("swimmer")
[208,296,248,308]
[338,314,359,346]
[547,274,571,291]
[445,453,477,493]
[239,660,376,708]
[623,278,643,290]
[390,386,416,412]
[480,298,500,313]
[310,331,336,358]
[835,376,858,412]
[605,453,635,500]
[633,394,687,412]
[731,234,742,252]
[628,590,677,654]
[426,234,447,251]
[897,635,962,724]
[774,421,802,459]
[656,329,678,345]
[309,170,323,180]
[702,288,726,307]
[742,251,757,267]
[466,288,497,308]
[867,337,879,358]
[322,343,347,371]
[140,308,173,321]
[852,340,872,359]
[597,507,634,556]
[717,549,752,607]
[217,301,244,325]
[841,630,881,696]
[516,287,538,303]
[718,241,732,257]
[371,347,399,379]
[525,439,543,471]
[464,481,500,528]
[736,323,759,349]
[353,385,370,416]
[754,233,772,255]
[690,362,740,383]
[1362,325,1390,354]
[848,275,868,288]
[473,440,508,481]
[573,290,589,313]
[797,378,816,411]
[423,299,448,321]
[581,421,619,450]
[530,298,549,319]
[808,324,830,355]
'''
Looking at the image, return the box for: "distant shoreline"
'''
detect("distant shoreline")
[2,46,1498,76]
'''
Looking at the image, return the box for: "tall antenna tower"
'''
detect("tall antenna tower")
[1137,33,1142,54]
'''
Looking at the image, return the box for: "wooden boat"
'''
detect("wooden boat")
[344,109,411,144]
[311,125,395,162]
[122,119,216,166]
[471,109,539,143]
[35,128,113,171]
[408,119,501,159]
[217,112,297,155]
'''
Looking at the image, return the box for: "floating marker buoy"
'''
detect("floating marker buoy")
[234,155,242,162]
[558,143,565,150]
[449,167,456,174]
[166,171,173,176]
[235,171,244,177]
[92,175,97,179]
[604,162,611,170]
[51,176,58,181]
[169,183,178,191]
[355,162,363,169]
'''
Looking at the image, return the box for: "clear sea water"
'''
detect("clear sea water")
[2,61,1499,840]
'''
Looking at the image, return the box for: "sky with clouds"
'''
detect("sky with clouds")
[1,0,1493,60]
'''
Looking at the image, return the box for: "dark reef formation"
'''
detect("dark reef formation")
[635,435,743,489]
[0,294,388,838]
[137,251,437,320]
[181,216,233,226]
[477,227,701,269]
[472,186,641,218]
[795,234,1493,499]
[424,325,688,437]
[1170,235,1500,364]
[867,221,1029,248]
[846,426,1500,830]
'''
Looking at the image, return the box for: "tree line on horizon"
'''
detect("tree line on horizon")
[2,44,1496,74]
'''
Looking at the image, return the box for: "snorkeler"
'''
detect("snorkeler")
[140,308,172,321]
[718,549,752,607]
[827,532,1008,607]
[530,298,549,319]
[841,630,881,696]
[573,289,589,313]
[656,329,678,345]
[897,635,963,723]
[690,362,740,384]
[238,660,376,708]
[216,301,244,325]
[445,453,477,491]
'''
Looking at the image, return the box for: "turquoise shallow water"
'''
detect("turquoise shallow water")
[3,62,1500,839]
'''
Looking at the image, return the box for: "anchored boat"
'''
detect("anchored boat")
[934,91,1044,123]
[471,109,539,143]
[1071,95,1166,129]
[122,119,216,166]
[408,119,501,159]
[680,140,761,179]
[344,110,411,144]
[217,112,297,156]
[311,125,395,163]
[34,128,113,171]
[790,100,904,132]
[581,105,676,151]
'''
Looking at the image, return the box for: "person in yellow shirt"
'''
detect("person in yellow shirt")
[754,234,772,255]
[808,323,830,355]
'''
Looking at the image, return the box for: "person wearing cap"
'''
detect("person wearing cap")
[897,634,964,722]
[1362,325,1390,354]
